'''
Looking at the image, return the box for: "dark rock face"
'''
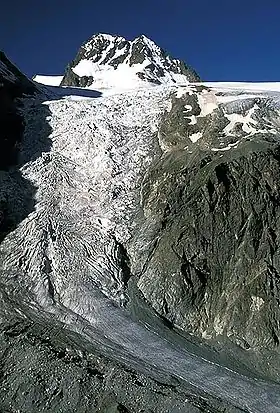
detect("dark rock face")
[61,33,200,88]
[0,51,37,95]
[0,53,41,243]
[139,146,280,346]
[0,51,37,168]
[130,87,280,380]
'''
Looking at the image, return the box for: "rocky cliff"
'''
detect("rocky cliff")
[0,51,40,244]
[130,86,280,380]
[0,51,37,168]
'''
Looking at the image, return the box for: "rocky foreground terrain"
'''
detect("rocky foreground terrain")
[1,34,280,412]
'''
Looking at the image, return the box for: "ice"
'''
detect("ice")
[33,75,64,86]
[189,131,203,143]
[202,81,280,93]
[223,104,258,135]
[211,141,240,151]
[197,90,218,117]
[187,115,197,125]
[72,59,151,89]
[14,85,171,306]
[94,33,124,42]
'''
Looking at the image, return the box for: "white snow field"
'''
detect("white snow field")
[33,74,64,86]
[203,81,280,92]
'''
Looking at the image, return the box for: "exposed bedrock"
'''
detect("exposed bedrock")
[129,91,280,382]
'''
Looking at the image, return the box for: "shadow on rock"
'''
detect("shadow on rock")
[35,82,102,100]
[0,61,52,243]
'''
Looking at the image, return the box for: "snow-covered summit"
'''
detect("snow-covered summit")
[59,33,200,91]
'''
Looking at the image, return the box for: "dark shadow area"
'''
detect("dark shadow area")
[34,82,102,100]
[0,52,52,243]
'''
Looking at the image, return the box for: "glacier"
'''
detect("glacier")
[1,35,280,412]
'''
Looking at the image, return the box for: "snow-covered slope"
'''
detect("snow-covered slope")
[33,75,64,86]
[58,33,200,91]
[203,81,280,92]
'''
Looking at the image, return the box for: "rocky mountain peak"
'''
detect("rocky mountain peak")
[60,33,200,90]
[82,33,126,56]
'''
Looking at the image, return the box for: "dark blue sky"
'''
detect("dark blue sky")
[2,0,280,81]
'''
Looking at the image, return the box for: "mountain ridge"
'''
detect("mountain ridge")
[34,33,200,91]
